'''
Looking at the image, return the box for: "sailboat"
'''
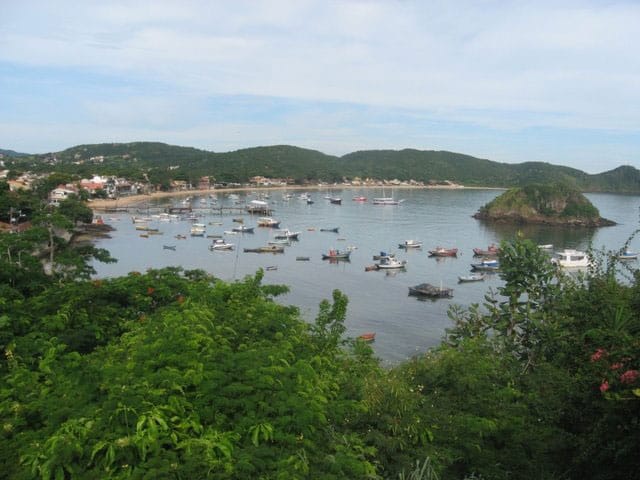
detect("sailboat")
[372,186,403,205]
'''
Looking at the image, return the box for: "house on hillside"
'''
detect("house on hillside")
[198,176,213,190]
[49,185,78,206]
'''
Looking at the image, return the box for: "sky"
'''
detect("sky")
[1,1,639,174]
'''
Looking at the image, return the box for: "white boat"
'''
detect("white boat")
[399,240,423,249]
[232,225,255,233]
[617,250,638,260]
[458,274,485,283]
[190,223,206,236]
[376,256,407,269]
[372,197,403,205]
[209,239,234,251]
[552,249,590,268]
[274,229,300,240]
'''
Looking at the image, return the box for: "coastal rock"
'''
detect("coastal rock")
[473,184,616,227]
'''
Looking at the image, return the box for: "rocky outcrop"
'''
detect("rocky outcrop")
[473,184,616,227]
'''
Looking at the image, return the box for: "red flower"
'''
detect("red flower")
[599,380,610,392]
[610,362,623,371]
[591,348,607,362]
[619,370,640,385]
[147,287,155,295]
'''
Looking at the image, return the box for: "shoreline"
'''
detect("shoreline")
[89,184,503,210]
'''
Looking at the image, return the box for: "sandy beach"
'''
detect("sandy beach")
[88,183,487,210]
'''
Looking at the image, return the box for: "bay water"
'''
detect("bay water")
[92,188,640,364]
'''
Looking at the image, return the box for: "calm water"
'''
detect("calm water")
[92,189,640,364]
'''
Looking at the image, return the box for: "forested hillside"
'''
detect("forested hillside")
[6,142,640,193]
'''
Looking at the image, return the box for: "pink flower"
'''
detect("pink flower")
[610,362,623,371]
[599,380,610,392]
[591,348,607,362]
[619,370,640,385]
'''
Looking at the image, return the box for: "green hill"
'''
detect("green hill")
[473,183,616,226]
[9,142,640,193]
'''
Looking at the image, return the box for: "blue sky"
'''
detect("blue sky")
[1,0,639,173]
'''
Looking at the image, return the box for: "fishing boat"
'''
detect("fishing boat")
[399,240,423,249]
[372,251,395,261]
[329,197,342,205]
[257,217,280,228]
[458,273,485,282]
[551,249,590,268]
[408,283,453,298]
[296,256,311,261]
[473,244,500,256]
[322,249,351,260]
[162,245,176,251]
[376,256,407,269]
[320,227,339,233]
[428,247,458,257]
[243,245,285,253]
[209,239,234,251]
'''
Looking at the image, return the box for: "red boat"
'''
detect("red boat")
[352,196,367,202]
[358,332,376,342]
[473,244,500,256]
[428,247,458,257]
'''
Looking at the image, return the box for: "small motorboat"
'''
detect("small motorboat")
[352,196,367,202]
[329,197,342,205]
[458,274,485,283]
[473,244,500,256]
[209,239,234,251]
[399,240,423,249]
[265,265,278,271]
[428,247,458,257]
[408,283,453,298]
[470,259,500,271]
[257,217,280,228]
[162,245,176,251]
[296,256,310,261]
[244,245,285,253]
[274,229,301,240]
[617,250,639,260]
[376,256,406,269]
[232,225,255,233]
[320,227,339,233]
[551,249,590,268]
[357,332,376,342]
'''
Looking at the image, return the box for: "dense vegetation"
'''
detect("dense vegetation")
[6,142,640,193]
[474,183,615,226]
[1,184,639,479]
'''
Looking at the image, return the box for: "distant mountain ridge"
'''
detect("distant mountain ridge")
[9,141,640,193]
[0,148,30,157]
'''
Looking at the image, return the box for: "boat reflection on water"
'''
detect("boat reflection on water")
[478,221,596,251]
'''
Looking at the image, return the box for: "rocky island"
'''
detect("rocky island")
[473,183,616,227]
